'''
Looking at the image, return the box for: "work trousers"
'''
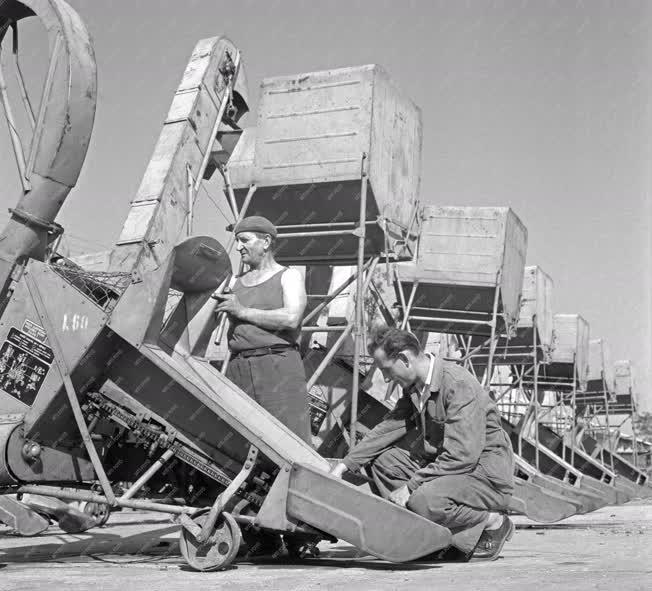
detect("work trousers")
[226,349,312,444]
[369,447,512,552]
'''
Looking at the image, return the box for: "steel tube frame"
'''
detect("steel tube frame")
[25,33,62,181]
[276,221,377,230]
[306,324,355,391]
[351,155,370,445]
[406,315,495,327]
[120,448,175,500]
[0,55,30,191]
[301,258,374,327]
[17,485,200,515]
[277,228,361,239]
[12,25,36,129]
[301,325,348,333]
[220,165,240,219]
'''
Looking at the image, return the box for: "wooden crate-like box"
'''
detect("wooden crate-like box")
[227,65,422,264]
[538,314,590,392]
[398,206,527,337]
[472,265,554,368]
[583,339,615,399]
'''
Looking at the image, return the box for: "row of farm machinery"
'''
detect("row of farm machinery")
[0,0,649,572]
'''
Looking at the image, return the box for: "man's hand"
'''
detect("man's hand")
[329,462,348,479]
[389,485,411,507]
[214,293,244,319]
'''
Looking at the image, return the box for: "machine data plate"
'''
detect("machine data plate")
[0,327,54,406]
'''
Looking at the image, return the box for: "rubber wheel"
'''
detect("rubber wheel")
[179,511,241,571]
[79,501,111,527]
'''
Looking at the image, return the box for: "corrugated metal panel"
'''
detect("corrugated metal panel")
[518,266,554,353]
[614,360,634,397]
[368,66,422,234]
[410,206,509,287]
[552,314,590,388]
[551,314,579,363]
[398,206,527,336]
[587,339,615,392]
[500,211,528,328]
[406,206,526,294]
[576,316,590,388]
[255,66,373,186]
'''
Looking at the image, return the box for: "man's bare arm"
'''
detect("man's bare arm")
[215,268,307,331]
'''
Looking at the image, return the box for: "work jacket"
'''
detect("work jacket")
[342,356,514,493]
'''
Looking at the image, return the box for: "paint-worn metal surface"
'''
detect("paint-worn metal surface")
[519,266,554,351]
[510,475,582,522]
[536,314,590,392]
[229,65,422,264]
[471,265,554,367]
[611,360,637,412]
[584,338,616,398]
[0,0,96,278]
[398,206,528,337]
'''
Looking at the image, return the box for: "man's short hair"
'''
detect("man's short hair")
[367,326,422,359]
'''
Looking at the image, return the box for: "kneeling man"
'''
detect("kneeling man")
[331,327,515,560]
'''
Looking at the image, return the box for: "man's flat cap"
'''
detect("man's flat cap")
[232,216,277,239]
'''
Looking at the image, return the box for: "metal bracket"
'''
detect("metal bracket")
[8,208,60,233]
[254,463,296,533]
[195,444,258,543]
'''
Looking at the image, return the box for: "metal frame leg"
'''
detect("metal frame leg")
[482,286,501,388]
[350,153,369,445]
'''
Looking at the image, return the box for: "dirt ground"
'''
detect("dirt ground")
[1,500,651,591]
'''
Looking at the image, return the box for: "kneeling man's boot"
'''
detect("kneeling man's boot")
[471,515,514,561]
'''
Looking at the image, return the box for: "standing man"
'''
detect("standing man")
[330,327,515,561]
[215,215,311,443]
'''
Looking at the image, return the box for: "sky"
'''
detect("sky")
[1,0,650,411]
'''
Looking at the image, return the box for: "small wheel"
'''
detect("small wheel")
[179,511,241,571]
[79,501,111,527]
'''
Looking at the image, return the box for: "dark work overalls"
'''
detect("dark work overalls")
[342,356,514,552]
[225,268,312,444]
